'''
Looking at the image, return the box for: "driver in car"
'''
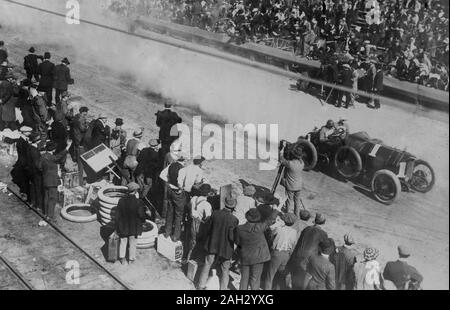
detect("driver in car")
[319,120,336,143]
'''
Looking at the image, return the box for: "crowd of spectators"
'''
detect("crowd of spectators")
[109,0,449,92]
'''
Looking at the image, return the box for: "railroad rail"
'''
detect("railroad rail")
[0,254,34,290]
[0,186,131,290]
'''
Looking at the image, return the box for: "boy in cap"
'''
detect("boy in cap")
[40,140,72,222]
[186,183,212,261]
[24,47,43,82]
[265,212,299,290]
[37,52,55,104]
[115,182,150,264]
[383,245,423,290]
[197,195,239,290]
[332,233,358,290]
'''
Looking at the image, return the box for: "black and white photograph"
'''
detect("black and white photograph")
[0,0,448,294]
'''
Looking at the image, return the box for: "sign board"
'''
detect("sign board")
[219,184,233,210]
[80,144,118,173]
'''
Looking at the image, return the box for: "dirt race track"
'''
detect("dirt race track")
[0,22,448,289]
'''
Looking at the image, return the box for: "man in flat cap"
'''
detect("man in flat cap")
[115,182,150,265]
[135,138,161,200]
[290,212,329,289]
[198,195,239,290]
[37,52,55,104]
[383,245,423,290]
[40,140,72,222]
[89,115,110,150]
[69,106,89,184]
[53,57,74,105]
[306,238,336,290]
[24,47,43,83]
[265,212,299,290]
[331,233,358,290]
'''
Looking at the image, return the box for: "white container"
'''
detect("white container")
[156,234,183,262]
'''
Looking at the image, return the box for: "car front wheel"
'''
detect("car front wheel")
[409,160,435,193]
[371,169,401,205]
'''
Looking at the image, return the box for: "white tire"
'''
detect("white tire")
[98,186,128,205]
[98,199,118,210]
[61,204,97,223]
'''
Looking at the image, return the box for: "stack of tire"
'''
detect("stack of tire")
[97,185,158,249]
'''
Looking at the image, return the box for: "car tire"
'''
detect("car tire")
[61,204,97,223]
[371,169,401,205]
[98,199,117,211]
[296,139,318,171]
[97,186,128,205]
[334,146,362,178]
[409,159,435,193]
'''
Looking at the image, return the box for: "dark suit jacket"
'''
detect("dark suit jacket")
[38,60,55,89]
[135,147,160,178]
[235,210,278,265]
[340,67,353,87]
[291,225,328,270]
[0,49,7,64]
[40,151,67,187]
[24,54,43,73]
[90,119,110,149]
[383,260,423,290]
[155,109,182,143]
[203,209,239,260]
[27,144,42,175]
[70,113,87,146]
[115,195,146,238]
[306,254,336,290]
[374,69,384,91]
[53,64,73,90]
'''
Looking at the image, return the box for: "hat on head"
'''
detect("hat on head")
[344,233,355,245]
[299,209,311,221]
[115,118,124,126]
[62,57,70,65]
[149,139,160,148]
[29,47,35,53]
[363,247,379,261]
[133,129,143,138]
[127,182,140,193]
[281,212,298,226]
[319,238,335,255]
[198,184,212,197]
[98,115,107,120]
[20,126,33,133]
[164,102,173,109]
[398,245,410,258]
[193,155,205,165]
[245,208,262,223]
[315,213,326,225]
[79,106,89,113]
[45,141,57,152]
[224,195,237,209]
[44,52,51,59]
[243,185,256,197]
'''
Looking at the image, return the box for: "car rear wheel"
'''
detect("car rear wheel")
[409,160,435,193]
[295,139,318,171]
[334,146,362,178]
[371,169,401,205]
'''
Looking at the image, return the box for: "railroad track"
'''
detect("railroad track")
[0,186,131,290]
[0,254,34,290]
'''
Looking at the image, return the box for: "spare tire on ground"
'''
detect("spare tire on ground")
[61,203,97,223]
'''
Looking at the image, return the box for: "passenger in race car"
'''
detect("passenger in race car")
[319,120,336,143]
[318,120,345,156]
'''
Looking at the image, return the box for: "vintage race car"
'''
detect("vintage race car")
[287,127,435,205]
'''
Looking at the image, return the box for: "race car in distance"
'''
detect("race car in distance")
[287,126,435,205]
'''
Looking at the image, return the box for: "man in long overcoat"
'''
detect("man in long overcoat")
[53,57,74,104]
[37,52,55,104]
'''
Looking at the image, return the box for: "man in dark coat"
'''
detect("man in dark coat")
[24,47,43,82]
[39,141,70,222]
[69,106,89,184]
[11,126,33,201]
[155,103,182,156]
[27,133,44,212]
[383,245,423,290]
[0,77,18,131]
[53,57,74,104]
[325,59,340,105]
[197,196,239,290]
[37,52,55,104]
[49,111,68,155]
[235,207,278,290]
[306,238,336,290]
[0,41,8,64]
[337,63,354,108]
[372,63,384,109]
[115,182,149,264]
[89,116,110,150]
[331,234,357,290]
[135,139,161,199]
[28,85,49,143]
[290,213,329,289]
